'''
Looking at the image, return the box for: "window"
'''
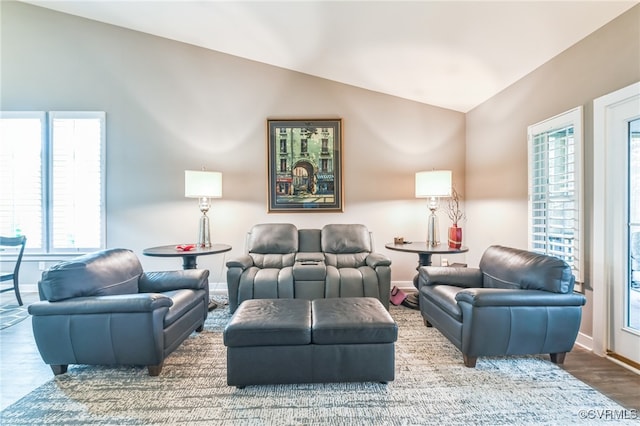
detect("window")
[0,111,106,253]
[528,107,583,283]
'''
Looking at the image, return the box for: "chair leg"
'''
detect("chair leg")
[550,352,566,364]
[13,277,23,306]
[148,363,164,376]
[50,365,68,375]
[463,354,477,368]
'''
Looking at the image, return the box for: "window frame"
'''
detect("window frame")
[0,111,106,255]
[527,106,584,285]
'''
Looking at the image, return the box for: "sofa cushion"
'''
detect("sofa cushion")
[39,248,143,302]
[479,245,575,294]
[324,252,369,268]
[321,224,371,254]
[248,223,298,254]
[250,253,296,268]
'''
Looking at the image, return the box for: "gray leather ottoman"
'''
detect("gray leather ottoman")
[223,297,397,387]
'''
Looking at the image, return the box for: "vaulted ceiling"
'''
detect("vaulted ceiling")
[21,1,639,112]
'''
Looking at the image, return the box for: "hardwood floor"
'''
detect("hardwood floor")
[1,292,639,414]
[560,346,640,412]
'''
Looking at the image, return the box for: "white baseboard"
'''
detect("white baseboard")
[575,332,593,351]
[393,281,416,292]
[22,284,38,293]
[20,283,231,295]
[209,283,228,296]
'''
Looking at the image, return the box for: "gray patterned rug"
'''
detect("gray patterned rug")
[0,301,629,425]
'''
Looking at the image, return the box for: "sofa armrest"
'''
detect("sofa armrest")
[138,269,209,293]
[28,293,173,316]
[366,252,391,268]
[418,266,483,289]
[455,288,587,307]
[226,255,254,270]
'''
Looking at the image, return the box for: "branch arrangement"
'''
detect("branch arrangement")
[447,187,465,226]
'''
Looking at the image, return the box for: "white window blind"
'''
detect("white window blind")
[528,107,583,283]
[0,112,45,249]
[0,111,105,253]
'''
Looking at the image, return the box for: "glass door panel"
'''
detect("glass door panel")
[628,118,639,332]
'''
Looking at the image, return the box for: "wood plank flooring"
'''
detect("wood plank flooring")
[1,293,639,414]
[559,346,640,412]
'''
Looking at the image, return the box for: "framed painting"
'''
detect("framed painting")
[267,118,343,212]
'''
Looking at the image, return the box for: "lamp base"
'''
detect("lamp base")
[427,210,439,246]
[198,212,211,248]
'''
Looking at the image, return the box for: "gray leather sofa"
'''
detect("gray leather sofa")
[28,248,210,376]
[418,245,586,367]
[226,223,391,313]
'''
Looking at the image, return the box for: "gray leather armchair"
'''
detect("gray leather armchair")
[418,245,586,367]
[226,223,391,313]
[28,248,209,376]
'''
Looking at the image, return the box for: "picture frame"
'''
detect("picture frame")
[267,118,343,212]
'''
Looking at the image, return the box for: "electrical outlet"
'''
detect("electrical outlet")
[38,261,46,271]
[441,258,449,267]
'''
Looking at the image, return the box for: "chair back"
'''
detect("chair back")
[247,223,299,254]
[479,245,575,294]
[39,248,143,302]
[321,224,372,268]
[0,235,27,279]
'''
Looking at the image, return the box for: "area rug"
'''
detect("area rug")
[0,302,28,330]
[0,301,630,425]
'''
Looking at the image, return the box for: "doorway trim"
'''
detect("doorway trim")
[592,81,640,368]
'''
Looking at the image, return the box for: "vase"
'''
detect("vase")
[448,225,462,249]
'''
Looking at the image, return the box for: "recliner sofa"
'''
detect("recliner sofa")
[226,223,391,313]
[28,248,210,376]
[418,245,586,367]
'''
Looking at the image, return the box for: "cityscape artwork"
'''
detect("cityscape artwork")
[267,119,343,212]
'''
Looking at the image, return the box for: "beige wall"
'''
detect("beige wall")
[0,1,466,286]
[465,5,640,336]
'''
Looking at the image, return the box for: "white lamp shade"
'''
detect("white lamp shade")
[185,170,222,198]
[415,170,452,198]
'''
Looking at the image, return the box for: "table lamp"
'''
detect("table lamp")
[415,170,452,246]
[185,170,222,248]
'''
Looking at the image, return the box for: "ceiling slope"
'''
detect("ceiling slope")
[20,1,639,112]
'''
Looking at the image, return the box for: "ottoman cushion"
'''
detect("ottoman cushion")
[224,299,311,347]
[311,297,398,345]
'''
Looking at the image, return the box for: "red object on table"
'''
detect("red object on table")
[176,244,196,252]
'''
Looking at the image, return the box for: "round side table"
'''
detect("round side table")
[385,242,468,288]
[143,243,232,310]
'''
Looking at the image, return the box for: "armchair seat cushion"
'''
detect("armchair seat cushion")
[162,289,205,327]
[421,285,463,322]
